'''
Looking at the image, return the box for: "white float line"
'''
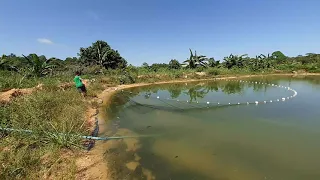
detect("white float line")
[152,97,293,107]
[140,80,298,107]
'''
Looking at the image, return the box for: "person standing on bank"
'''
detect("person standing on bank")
[74,71,87,97]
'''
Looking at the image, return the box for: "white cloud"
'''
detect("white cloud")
[37,38,53,44]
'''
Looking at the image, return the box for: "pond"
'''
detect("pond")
[103,75,320,180]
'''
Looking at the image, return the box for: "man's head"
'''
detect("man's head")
[75,71,80,76]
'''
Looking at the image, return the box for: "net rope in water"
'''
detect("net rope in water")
[116,79,298,112]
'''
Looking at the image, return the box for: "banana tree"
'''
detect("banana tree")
[224,54,248,69]
[182,49,208,68]
[184,85,208,102]
[22,54,56,77]
[0,57,19,72]
[257,54,274,69]
[0,59,6,69]
[207,58,220,67]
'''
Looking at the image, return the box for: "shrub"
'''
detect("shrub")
[118,71,136,84]
[206,68,220,76]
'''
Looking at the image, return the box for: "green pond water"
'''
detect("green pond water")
[105,75,320,180]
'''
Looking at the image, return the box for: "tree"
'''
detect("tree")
[39,55,47,62]
[22,54,56,77]
[207,58,220,68]
[78,40,127,69]
[149,63,169,72]
[272,51,287,63]
[0,58,8,70]
[142,62,149,68]
[169,59,181,69]
[223,54,247,69]
[182,49,208,68]
[305,53,320,64]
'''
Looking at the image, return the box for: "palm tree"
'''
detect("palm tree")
[182,49,208,68]
[22,54,56,77]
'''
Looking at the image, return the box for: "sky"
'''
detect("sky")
[0,0,320,66]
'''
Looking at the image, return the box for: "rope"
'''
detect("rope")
[0,125,158,141]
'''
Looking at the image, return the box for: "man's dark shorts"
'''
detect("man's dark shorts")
[77,85,87,93]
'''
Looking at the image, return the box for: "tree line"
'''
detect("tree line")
[1,40,319,78]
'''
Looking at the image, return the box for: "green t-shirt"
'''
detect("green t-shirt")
[74,76,83,88]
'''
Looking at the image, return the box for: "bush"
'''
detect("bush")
[206,68,220,76]
[195,66,206,72]
[117,71,136,84]
[169,71,183,79]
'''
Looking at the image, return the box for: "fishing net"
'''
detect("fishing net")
[109,79,298,115]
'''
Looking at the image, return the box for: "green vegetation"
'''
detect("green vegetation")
[0,88,88,179]
[1,40,320,91]
[0,40,320,179]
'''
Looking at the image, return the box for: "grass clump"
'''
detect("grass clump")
[0,88,88,179]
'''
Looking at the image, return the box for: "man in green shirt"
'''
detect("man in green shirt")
[74,71,87,97]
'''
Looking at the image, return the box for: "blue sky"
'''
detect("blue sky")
[0,0,319,66]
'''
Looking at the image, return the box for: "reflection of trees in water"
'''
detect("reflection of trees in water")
[168,88,182,99]
[244,78,281,93]
[183,85,207,102]
[204,82,219,93]
[297,76,319,85]
[139,81,248,102]
[167,84,184,99]
[306,76,320,85]
[220,82,244,95]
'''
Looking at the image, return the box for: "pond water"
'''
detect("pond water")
[104,75,320,180]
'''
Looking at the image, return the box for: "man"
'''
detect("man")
[74,71,87,97]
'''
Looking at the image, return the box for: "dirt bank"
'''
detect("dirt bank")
[77,73,320,179]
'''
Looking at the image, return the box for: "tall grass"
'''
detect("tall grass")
[0,88,88,179]
[0,71,73,91]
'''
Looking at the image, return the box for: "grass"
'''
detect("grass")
[0,71,73,92]
[0,87,88,179]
